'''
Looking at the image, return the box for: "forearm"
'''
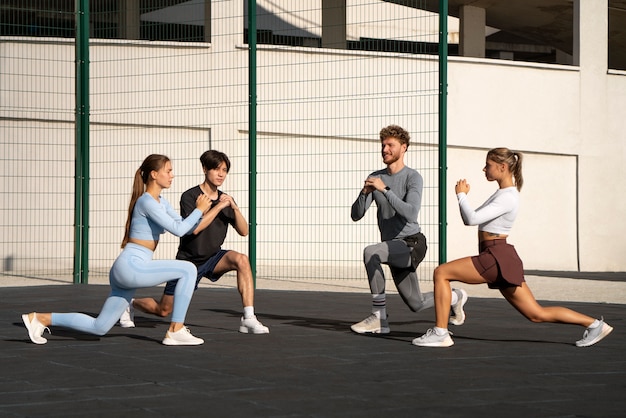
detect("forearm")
[233,207,249,236]
[384,190,420,220]
[351,192,371,221]
[192,206,221,234]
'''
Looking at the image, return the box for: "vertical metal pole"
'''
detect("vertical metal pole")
[74,0,90,284]
[248,0,257,287]
[438,0,448,264]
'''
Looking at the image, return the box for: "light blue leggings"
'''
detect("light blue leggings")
[51,243,197,336]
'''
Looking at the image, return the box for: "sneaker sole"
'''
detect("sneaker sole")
[411,337,454,347]
[239,326,270,334]
[576,324,614,347]
[350,326,391,335]
[449,290,468,326]
[119,322,135,328]
[162,338,204,346]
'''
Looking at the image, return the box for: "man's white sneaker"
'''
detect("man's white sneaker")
[449,288,468,326]
[119,302,135,328]
[412,328,454,347]
[162,326,204,346]
[350,314,390,334]
[22,313,50,345]
[239,316,270,334]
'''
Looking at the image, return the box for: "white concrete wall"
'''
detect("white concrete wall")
[1,2,625,276]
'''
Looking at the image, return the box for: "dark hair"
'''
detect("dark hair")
[379,125,410,148]
[121,154,170,248]
[200,150,230,172]
[487,148,524,191]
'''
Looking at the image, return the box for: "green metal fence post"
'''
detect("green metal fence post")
[438,0,448,264]
[248,0,257,287]
[74,0,90,284]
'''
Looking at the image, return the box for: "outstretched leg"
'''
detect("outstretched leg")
[499,283,594,326]
[500,283,613,346]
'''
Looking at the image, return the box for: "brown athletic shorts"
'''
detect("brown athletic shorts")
[471,239,525,289]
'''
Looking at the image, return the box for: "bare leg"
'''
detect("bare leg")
[433,257,487,328]
[132,295,183,333]
[134,251,254,317]
[213,251,254,307]
[500,283,595,327]
[133,294,174,317]
[26,312,51,326]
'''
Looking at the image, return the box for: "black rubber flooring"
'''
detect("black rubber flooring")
[2,284,625,418]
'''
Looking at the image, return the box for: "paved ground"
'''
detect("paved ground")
[2,278,624,418]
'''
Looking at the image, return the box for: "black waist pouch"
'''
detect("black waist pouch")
[403,232,427,270]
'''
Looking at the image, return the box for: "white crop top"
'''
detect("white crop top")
[457,187,519,235]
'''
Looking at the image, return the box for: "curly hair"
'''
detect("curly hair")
[379,125,410,148]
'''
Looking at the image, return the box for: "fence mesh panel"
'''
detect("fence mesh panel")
[1,0,440,287]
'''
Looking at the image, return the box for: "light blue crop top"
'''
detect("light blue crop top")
[128,193,202,241]
[457,187,519,235]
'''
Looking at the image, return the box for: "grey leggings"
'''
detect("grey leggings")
[363,239,434,312]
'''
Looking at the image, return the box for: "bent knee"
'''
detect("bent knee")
[433,265,451,282]
[520,309,548,323]
[232,252,250,268]
[525,314,547,323]
[157,308,173,317]
[363,245,380,262]
[93,324,113,336]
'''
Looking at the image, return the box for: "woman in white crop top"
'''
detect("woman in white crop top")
[412,148,613,348]
[22,154,212,346]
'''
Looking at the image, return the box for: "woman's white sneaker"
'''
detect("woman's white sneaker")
[449,289,468,326]
[412,328,454,347]
[576,319,613,347]
[22,313,50,345]
[119,303,135,328]
[162,326,204,346]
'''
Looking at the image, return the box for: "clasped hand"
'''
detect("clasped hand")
[362,176,386,194]
[195,193,212,213]
[455,179,470,194]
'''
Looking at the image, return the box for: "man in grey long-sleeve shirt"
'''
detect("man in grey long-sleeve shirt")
[350,125,468,334]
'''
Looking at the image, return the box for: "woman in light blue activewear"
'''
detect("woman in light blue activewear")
[22,154,211,346]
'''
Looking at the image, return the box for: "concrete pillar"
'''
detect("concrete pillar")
[322,0,347,49]
[119,0,140,40]
[573,0,608,71]
[204,0,212,42]
[459,5,485,58]
[575,0,612,270]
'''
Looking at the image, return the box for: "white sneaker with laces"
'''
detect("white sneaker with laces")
[350,313,390,334]
[449,288,468,326]
[119,302,135,328]
[239,316,270,334]
[575,318,613,347]
[162,326,204,346]
[22,313,51,345]
[412,328,454,347]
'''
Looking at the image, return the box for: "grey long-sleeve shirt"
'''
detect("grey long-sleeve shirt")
[351,166,423,241]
